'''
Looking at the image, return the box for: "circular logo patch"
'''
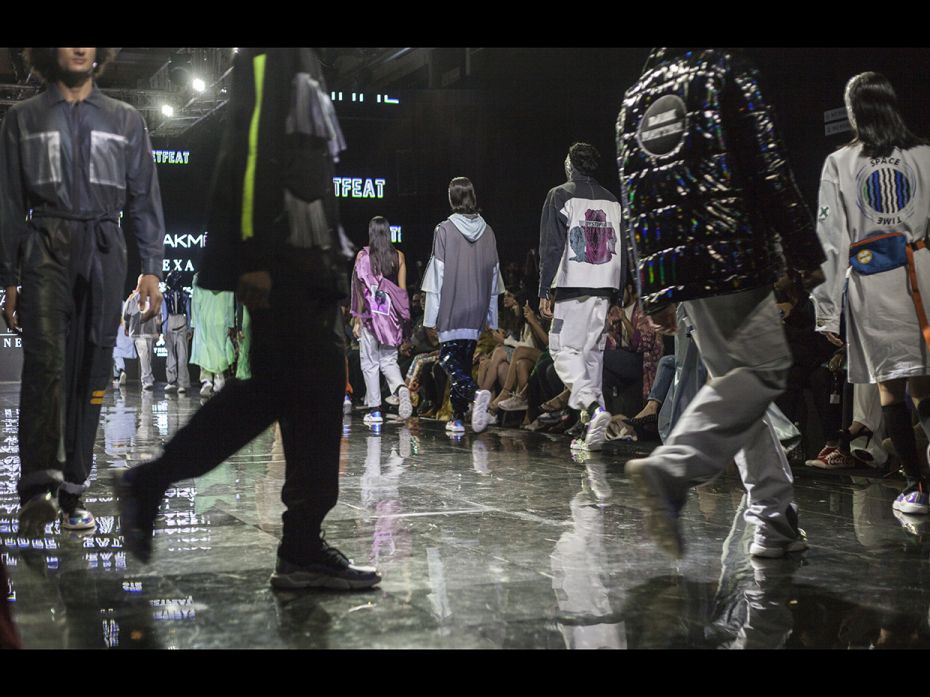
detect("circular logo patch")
[856,249,873,265]
[856,161,918,223]
[637,94,687,158]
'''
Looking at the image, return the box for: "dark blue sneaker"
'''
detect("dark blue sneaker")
[270,541,381,590]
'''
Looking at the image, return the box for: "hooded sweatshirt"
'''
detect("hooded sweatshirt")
[421,213,505,342]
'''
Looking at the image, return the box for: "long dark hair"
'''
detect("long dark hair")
[448,177,479,214]
[367,216,397,277]
[845,72,929,157]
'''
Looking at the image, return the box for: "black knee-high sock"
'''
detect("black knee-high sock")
[883,402,926,488]
[915,398,930,444]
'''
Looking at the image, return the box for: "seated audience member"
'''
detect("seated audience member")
[601,282,664,414]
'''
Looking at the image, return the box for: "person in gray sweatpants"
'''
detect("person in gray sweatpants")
[616,48,825,559]
[162,271,192,393]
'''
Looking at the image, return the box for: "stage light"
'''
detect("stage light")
[192,77,206,93]
[161,104,175,118]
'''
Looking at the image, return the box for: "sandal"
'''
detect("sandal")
[627,413,658,427]
[541,389,570,413]
[489,389,511,414]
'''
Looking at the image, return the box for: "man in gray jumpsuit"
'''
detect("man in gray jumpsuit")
[0,48,165,534]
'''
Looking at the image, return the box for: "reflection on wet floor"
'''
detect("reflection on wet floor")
[2,384,930,648]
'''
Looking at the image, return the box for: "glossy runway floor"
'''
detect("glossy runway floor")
[3,385,930,649]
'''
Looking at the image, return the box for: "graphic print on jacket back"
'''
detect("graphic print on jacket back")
[856,157,918,226]
[568,209,617,265]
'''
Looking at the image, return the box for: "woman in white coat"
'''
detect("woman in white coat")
[813,72,930,516]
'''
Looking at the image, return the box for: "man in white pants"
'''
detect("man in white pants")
[124,275,161,390]
[538,143,625,452]
[617,48,825,559]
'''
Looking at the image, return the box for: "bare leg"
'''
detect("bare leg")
[480,346,508,392]
[514,358,533,392]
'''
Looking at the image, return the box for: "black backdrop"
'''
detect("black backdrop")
[3,47,929,383]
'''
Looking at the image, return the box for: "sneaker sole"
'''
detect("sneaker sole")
[892,500,930,515]
[270,571,381,591]
[808,460,856,470]
[471,391,492,433]
[626,460,684,559]
[61,516,97,531]
[397,387,413,420]
[18,494,59,537]
[893,510,930,535]
[749,539,808,558]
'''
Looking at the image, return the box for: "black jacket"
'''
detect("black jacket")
[537,173,626,301]
[616,48,824,313]
[197,48,347,299]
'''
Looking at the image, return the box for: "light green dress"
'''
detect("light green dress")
[236,305,252,381]
[190,273,236,374]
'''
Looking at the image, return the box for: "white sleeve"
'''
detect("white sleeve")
[811,158,849,336]
[485,263,506,329]
[421,256,444,328]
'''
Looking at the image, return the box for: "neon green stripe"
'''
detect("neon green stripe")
[241,54,266,241]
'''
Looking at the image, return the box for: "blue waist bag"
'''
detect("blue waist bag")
[849,232,908,275]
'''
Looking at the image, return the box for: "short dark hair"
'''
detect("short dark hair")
[448,177,479,214]
[25,48,116,82]
[845,72,929,157]
[568,142,600,176]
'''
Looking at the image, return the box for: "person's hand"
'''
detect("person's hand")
[776,302,794,322]
[491,328,506,345]
[137,274,163,322]
[828,347,846,373]
[824,331,844,348]
[237,270,272,311]
[3,286,20,334]
[647,304,678,335]
[523,301,539,324]
[539,297,553,320]
[352,319,361,339]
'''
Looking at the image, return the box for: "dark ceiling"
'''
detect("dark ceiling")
[0,47,491,138]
